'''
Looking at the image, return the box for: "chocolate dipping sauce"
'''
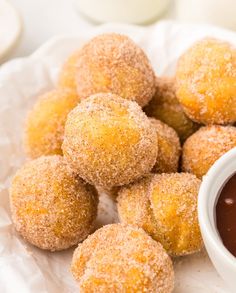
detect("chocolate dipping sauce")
[216,173,236,257]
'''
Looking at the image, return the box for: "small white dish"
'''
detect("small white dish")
[0,0,22,61]
[198,147,236,292]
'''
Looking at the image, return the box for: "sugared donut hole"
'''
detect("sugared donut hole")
[24,88,79,158]
[71,223,174,293]
[62,93,158,188]
[182,125,236,178]
[10,155,98,251]
[117,173,203,256]
[176,38,236,125]
[144,76,200,143]
[150,118,181,173]
[73,33,156,107]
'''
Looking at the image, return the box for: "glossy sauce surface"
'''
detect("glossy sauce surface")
[216,173,236,257]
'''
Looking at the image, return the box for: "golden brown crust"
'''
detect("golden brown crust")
[150,118,181,173]
[176,38,236,124]
[62,93,158,188]
[117,173,203,256]
[74,33,156,107]
[182,125,236,178]
[10,155,98,251]
[24,88,80,158]
[71,223,174,293]
[58,50,81,93]
[144,77,200,142]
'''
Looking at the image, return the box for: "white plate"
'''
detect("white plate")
[0,0,22,61]
[0,21,235,293]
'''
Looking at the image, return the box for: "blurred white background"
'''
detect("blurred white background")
[1,0,236,61]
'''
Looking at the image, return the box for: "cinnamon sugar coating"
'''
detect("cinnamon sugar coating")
[144,77,200,142]
[62,93,158,188]
[58,50,81,93]
[150,118,181,173]
[74,33,155,107]
[24,88,80,158]
[182,125,236,178]
[71,223,174,292]
[176,38,236,125]
[10,155,98,251]
[117,173,202,256]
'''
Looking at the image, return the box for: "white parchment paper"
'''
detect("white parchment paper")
[0,21,235,293]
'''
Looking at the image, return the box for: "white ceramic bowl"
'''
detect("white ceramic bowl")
[198,147,236,292]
